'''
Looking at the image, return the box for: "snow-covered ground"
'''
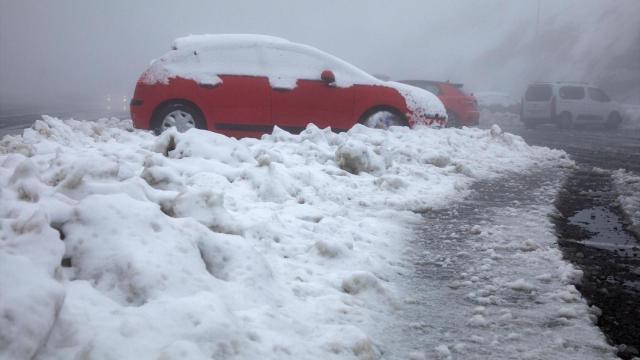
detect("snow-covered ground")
[1,117,577,359]
[382,169,617,359]
[612,169,640,237]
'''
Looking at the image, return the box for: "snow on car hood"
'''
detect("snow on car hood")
[385,81,447,124]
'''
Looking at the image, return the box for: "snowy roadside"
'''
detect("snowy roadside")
[611,169,640,237]
[380,170,617,360]
[1,117,569,360]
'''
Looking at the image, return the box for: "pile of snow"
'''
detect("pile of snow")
[612,169,640,237]
[0,117,569,359]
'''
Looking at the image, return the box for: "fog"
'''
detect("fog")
[1,0,639,114]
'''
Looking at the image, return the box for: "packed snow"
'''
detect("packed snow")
[0,117,582,359]
[612,169,640,237]
[378,169,617,359]
[141,34,445,120]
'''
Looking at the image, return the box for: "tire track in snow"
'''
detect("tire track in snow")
[380,169,616,360]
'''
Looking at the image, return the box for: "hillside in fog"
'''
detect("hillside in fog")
[465,1,640,101]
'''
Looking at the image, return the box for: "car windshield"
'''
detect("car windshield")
[525,85,552,101]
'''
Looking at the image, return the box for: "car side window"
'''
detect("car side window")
[197,46,263,75]
[263,47,330,81]
[588,88,611,102]
[559,86,585,100]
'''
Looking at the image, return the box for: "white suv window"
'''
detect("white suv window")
[525,85,552,101]
[559,86,585,100]
[588,88,611,102]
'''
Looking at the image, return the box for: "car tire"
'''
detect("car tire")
[151,102,206,135]
[606,112,622,130]
[557,112,573,130]
[361,110,407,129]
[523,119,537,129]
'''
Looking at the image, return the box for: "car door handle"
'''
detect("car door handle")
[198,83,219,89]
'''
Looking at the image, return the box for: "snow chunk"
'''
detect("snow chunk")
[172,189,241,235]
[335,137,386,175]
[505,278,537,292]
[342,271,386,296]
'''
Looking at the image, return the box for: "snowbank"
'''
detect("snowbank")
[0,117,569,359]
[612,169,640,237]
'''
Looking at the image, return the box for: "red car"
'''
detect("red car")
[400,80,479,127]
[131,34,446,137]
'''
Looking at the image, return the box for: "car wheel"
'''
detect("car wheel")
[557,112,573,129]
[361,110,406,129]
[446,112,459,128]
[523,119,537,129]
[152,102,206,135]
[606,112,622,130]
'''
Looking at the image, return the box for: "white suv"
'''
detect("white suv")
[521,82,623,129]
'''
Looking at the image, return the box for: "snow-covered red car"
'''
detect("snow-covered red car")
[130,34,446,137]
[400,80,479,127]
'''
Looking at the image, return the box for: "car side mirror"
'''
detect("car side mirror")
[321,70,336,85]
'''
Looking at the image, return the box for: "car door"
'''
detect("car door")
[588,87,610,120]
[263,46,354,132]
[558,85,587,119]
[195,46,271,136]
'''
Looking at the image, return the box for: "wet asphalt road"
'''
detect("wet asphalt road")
[492,119,640,358]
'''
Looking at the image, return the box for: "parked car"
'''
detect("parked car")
[130,34,446,137]
[399,80,479,127]
[521,82,623,129]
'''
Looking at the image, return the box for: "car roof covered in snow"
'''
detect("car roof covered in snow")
[400,80,464,89]
[171,34,291,51]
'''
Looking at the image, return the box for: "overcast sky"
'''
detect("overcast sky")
[1,0,639,111]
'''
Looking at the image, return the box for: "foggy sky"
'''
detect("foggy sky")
[1,0,639,112]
